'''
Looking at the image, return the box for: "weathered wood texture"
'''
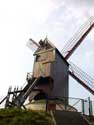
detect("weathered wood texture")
[50,52,69,98]
[32,47,69,98]
[33,49,55,77]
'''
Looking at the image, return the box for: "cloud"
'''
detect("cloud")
[37,0,94,51]
[70,0,94,6]
[64,0,94,17]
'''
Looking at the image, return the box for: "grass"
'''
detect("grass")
[0,108,53,125]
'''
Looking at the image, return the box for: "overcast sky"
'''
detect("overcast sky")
[0,0,94,100]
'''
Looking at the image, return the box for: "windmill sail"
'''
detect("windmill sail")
[69,62,94,95]
[26,38,39,52]
[62,17,94,60]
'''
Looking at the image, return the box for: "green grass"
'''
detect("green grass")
[0,108,53,125]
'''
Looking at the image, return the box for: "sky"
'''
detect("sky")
[0,0,94,101]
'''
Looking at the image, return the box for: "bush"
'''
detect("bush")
[0,108,53,125]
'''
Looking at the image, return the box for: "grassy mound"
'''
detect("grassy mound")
[0,108,53,125]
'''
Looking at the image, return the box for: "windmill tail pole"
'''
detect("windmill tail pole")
[14,77,41,107]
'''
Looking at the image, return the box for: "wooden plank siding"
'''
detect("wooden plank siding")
[32,43,69,103]
[33,49,55,78]
[50,52,69,98]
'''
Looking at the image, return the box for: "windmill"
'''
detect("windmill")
[27,17,94,100]
[2,17,94,108]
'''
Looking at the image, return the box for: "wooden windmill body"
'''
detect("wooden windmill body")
[29,39,69,101]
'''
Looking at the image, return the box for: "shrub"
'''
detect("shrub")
[0,108,53,125]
